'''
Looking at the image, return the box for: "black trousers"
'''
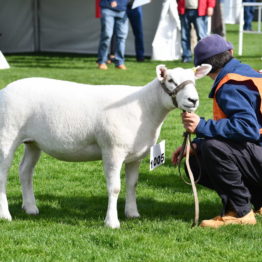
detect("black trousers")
[189,139,262,217]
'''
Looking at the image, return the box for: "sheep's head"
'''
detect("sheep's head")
[156,64,212,112]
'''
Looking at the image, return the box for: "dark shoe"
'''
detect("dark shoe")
[243,26,253,31]
[182,57,192,63]
[107,55,115,64]
[136,57,145,62]
[200,210,256,228]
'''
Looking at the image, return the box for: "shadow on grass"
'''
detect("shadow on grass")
[6,53,152,70]
[9,193,220,225]
[6,53,97,69]
[139,159,207,194]
[8,157,220,225]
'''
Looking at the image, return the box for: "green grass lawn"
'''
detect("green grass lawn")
[0,25,261,262]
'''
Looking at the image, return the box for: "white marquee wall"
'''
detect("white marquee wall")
[0,0,243,57]
[0,0,163,56]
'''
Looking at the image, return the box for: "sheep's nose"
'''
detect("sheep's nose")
[188,98,198,106]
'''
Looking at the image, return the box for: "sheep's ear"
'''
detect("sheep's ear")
[193,64,212,79]
[156,64,168,81]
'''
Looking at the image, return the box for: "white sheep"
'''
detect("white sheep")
[0,64,211,228]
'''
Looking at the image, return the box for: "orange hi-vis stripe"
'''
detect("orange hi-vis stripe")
[213,73,262,134]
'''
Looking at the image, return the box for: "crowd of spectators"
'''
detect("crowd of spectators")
[96,0,258,69]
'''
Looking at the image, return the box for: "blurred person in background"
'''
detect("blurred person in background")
[127,1,145,62]
[97,0,129,70]
[177,0,216,63]
[243,0,256,31]
[108,1,145,63]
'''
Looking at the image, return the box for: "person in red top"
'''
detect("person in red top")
[177,0,216,63]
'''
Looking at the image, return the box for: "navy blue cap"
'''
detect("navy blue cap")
[194,34,233,66]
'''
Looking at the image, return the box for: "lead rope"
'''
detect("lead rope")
[177,132,200,227]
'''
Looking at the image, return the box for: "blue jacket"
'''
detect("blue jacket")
[196,58,262,145]
[100,0,129,11]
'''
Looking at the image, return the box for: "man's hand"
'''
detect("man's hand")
[207,7,214,16]
[111,1,117,8]
[171,143,197,166]
[171,146,184,166]
[182,112,200,133]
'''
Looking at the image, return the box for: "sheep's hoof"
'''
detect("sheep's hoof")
[125,212,140,219]
[104,217,120,229]
[0,210,12,221]
[22,205,39,215]
[125,208,140,218]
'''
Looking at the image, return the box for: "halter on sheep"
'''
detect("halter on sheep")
[0,64,211,228]
[160,69,199,226]
[159,64,212,227]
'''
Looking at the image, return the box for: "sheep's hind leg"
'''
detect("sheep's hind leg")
[125,160,140,218]
[19,142,41,215]
[103,150,124,229]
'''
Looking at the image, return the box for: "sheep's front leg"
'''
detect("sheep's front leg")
[0,163,12,221]
[0,145,17,221]
[103,150,124,229]
[125,160,140,218]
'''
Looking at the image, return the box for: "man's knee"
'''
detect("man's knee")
[200,139,228,159]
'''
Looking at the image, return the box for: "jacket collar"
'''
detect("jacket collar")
[209,58,240,98]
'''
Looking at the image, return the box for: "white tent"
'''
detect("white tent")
[222,0,242,24]
[0,51,10,69]
[0,0,165,57]
[151,0,181,61]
